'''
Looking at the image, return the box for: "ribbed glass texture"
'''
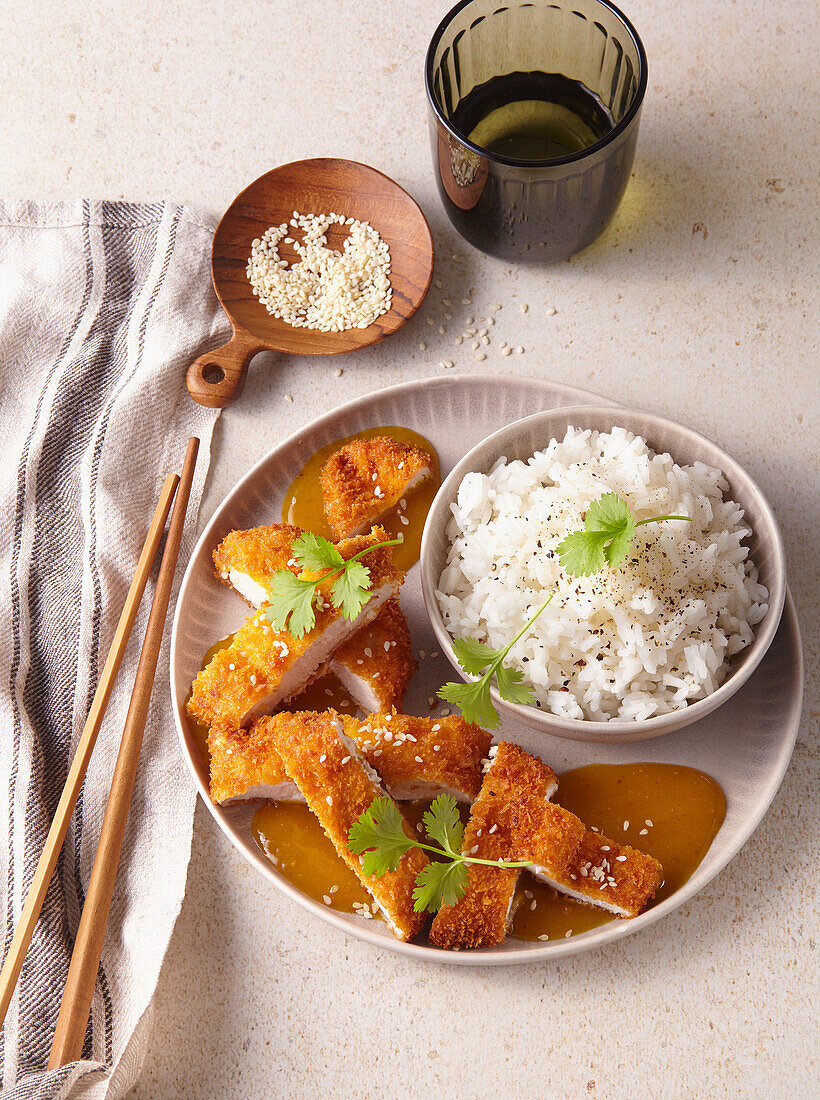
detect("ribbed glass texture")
[426,0,647,262]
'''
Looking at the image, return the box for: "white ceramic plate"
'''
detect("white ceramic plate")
[170,375,803,965]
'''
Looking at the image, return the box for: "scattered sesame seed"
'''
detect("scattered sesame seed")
[475,352,486,361]
[623,821,629,831]
[334,367,343,377]
[326,796,333,805]
[639,828,649,835]
[520,303,528,313]
[419,340,427,350]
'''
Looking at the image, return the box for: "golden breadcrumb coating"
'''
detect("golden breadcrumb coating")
[536,828,664,918]
[210,707,491,807]
[188,528,403,732]
[320,436,433,539]
[267,710,428,941]
[208,723,294,805]
[330,598,415,712]
[430,743,583,950]
[212,523,305,603]
[346,710,492,802]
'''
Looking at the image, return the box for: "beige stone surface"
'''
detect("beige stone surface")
[4,0,817,1096]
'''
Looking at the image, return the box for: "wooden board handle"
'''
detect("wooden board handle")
[186,330,261,408]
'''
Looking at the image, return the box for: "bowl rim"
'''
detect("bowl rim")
[420,404,787,741]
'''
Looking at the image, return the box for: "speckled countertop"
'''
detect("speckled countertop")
[5,0,817,1096]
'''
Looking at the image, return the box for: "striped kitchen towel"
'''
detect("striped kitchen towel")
[0,200,229,1099]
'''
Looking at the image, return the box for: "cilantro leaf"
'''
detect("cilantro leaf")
[331,559,371,620]
[264,571,317,636]
[585,493,636,569]
[349,793,536,916]
[437,594,553,730]
[293,531,344,572]
[495,662,535,707]
[556,493,635,575]
[348,796,413,876]
[262,536,402,639]
[451,636,501,676]
[437,678,500,729]
[555,529,606,576]
[422,795,464,857]
[412,859,469,913]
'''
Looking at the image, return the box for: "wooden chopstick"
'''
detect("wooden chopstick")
[48,437,199,1069]
[0,473,180,1032]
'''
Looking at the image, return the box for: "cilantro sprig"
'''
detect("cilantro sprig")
[556,493,691,576]
[264,532,401,638]
[437,594,554,730]
[348,794,532,913]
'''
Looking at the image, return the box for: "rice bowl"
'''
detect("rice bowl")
[421,406,786,742]
[436,425,768,723]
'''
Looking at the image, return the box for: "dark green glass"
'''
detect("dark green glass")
[425,0,648,263]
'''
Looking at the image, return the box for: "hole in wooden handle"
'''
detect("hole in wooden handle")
[186,335,260,409]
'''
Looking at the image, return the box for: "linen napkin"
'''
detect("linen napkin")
[0,200,229,1099]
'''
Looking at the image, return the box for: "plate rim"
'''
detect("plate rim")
[170,373,803,965]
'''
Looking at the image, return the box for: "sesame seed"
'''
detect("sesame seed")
[319,754,326,762]
[623,821,630,831]
[326,796,333,805]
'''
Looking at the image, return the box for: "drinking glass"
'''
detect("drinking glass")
[425,0,648,262]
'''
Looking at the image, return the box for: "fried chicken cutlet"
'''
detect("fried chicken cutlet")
[188,528,403,732]
[429,743,583,950]
[266,710,428,941]
[530,828,663,918]
[320,436,433,539]
[213,524,415,713]
[208,710,492,807]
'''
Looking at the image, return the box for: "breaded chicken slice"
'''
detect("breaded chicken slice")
[213,523,304,607]
[209,708,491,807]
[208,722,300,804]
[267,710,428,941]
[329,599,415,713]
[188,529,403,732]
[212,522,414,714]
[429,743,583,950]
[347,710,492,802]
[320,436,434,539]
[531,828,663,918]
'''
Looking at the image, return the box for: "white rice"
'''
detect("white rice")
[436,426,769,722]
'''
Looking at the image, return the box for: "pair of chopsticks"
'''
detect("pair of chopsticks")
[0,437,199,1069]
